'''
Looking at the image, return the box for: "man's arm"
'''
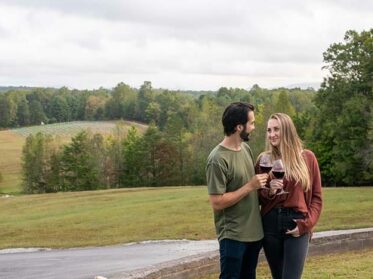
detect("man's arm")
[209,174,268,211]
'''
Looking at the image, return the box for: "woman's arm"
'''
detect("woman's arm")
[296,151,323,235]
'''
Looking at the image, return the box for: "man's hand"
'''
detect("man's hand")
[209,173,268,211]
[249,173,269,190]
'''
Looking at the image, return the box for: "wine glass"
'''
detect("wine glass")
[259,154,272,190]
[272,159,288,195]
[259,153,272,174]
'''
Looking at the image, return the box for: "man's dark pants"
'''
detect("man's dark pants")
[219,238,262,279]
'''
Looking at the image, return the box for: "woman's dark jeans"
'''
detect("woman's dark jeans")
[262,208,309,279]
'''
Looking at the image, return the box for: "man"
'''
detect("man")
[206,102,268,279]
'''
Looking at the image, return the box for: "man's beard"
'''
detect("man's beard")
[240,130,250,142]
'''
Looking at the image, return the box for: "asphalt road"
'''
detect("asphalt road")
[3,228,370,279]
[0,240,218,279]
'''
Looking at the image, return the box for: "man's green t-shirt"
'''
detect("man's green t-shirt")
[206,143,263,242]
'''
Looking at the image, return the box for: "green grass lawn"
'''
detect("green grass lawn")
[198,248,373,279]
[0,187,372,249]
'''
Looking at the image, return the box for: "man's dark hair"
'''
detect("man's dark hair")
[222,102,255,136]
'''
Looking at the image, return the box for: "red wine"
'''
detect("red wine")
[272,171,285,179]
[260,165,272,173]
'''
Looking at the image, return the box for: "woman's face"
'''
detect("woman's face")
[267,118,281,147]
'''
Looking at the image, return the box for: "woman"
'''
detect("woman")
[256,113,322,279]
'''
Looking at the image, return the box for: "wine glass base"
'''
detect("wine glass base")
[276,191,289,196]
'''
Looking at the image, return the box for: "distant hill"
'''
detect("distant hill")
[0,86,40,93]
[177,90,217,97]
[285,82,321,90]
[152,88,216,98]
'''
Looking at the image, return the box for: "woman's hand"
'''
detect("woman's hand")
[286,220,300,237]
[269,179,283,196]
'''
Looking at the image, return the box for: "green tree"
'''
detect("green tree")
[105,82,136,120]
[0,96,11,127]
[90,133,107,187]
[188,97,222,184]
[311,29,373,185]
[17,98,30,126]
[0,95,17,127]
[46,151,63,192]
[164,113,189,185]
[29,100,47,125]
[106,123,127,187]
[60,131,100,191]
[21,133,57,193]
[66,92,87,121]
[122,127,144,186]
[274,91,296,117]
[49,95,69,123]
[136,81,154,122]
[145,102,161,124]
[155,90,178,129]
[141,124,164,186]
[250,103,273,157]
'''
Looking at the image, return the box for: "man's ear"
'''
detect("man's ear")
[236,124,243,132]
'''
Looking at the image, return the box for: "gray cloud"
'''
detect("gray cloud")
[0,0,372,90]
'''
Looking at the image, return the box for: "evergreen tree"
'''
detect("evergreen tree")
[60,131,100,191]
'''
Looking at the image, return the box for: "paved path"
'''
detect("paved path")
[1,228,372,279]
[0,240,218,279]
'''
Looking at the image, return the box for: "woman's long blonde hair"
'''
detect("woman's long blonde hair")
[266,113,310,191]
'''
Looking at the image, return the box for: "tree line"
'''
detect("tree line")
[22,124,198,193]
[20,85,316,193]
[13,29,373,192]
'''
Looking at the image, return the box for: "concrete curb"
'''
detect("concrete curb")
[112,228,373,279]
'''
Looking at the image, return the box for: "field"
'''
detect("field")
[0,187,371,249]
[0,121,147,194]
[0,130,24,194]
[198,248,373,279]
[10,120,147,137]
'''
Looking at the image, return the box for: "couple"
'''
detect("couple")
[206,102,322,279]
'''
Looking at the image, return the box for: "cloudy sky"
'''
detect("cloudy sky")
[0,0,372,90]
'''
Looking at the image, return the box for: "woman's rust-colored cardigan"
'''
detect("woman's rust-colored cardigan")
[256,149,323,235]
